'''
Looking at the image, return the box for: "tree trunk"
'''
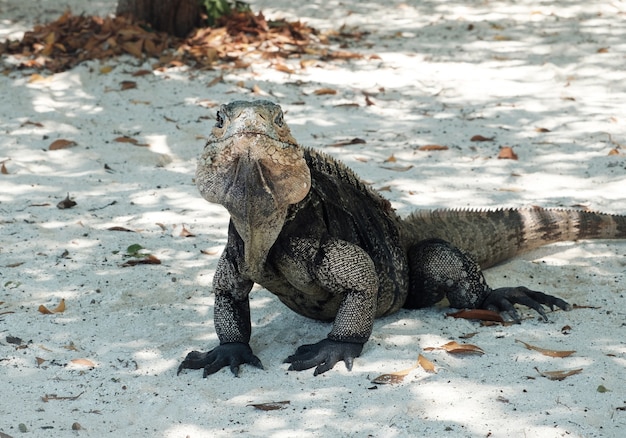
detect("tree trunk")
[116,0,202,37]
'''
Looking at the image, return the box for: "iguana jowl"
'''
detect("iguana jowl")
[178,100,626,377]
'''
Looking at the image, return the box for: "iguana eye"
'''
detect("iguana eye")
[274,110,284,128]
[215,110,225,128]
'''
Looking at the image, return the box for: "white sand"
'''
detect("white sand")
[1,0,625,436]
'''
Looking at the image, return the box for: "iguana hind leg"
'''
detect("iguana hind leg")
[405,238,571,322]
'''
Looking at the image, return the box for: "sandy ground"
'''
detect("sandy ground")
[1,0,626,436]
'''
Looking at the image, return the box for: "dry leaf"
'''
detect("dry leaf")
[99,65,114,74]
[113,136,139,144]
[57,193,77,209]
[70,358,96,368]
[38,298,66,315]
[274,63,295,74]
[535,127,551,133]
[597,47,609,53]
[200,248,219,255]
[418,144,448,151]
[608,148,620,156]
[314,88,338,95]
[424,340,485,355]
[470,135,494,142]
[328,138,366,147]
[49,139,77,150]
[180,225,195,238]
[371,359,420,384]
[42,392,84,402]
[418,354,436,373]
[535,367,582,381]
[207,75,223,87]
[36,357,47,366]
[63,342,79,351]
[380,164,413,172]
[1,162,8,174]
[384,154,397,163]
[107,226,136,232]
[120,80,137,90]
[515,340,576,358]
[248,401,290,411]
[447,309,504,322]
[132,69,152,77]
[121,255,161,267]
[71,423,83,431]
[498,146,518,160]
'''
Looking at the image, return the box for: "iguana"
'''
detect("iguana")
[178,100,626,377]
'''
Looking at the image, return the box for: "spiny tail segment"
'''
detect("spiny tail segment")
[401,207,626,269]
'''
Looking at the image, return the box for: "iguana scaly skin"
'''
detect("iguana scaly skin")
[178,100,626,377]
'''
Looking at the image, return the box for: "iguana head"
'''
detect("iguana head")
[196,100,311,274]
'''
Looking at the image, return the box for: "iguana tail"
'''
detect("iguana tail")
[401,207,626,268]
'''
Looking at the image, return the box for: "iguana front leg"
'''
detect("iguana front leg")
[178,244,263,377]
[284,239,379,375]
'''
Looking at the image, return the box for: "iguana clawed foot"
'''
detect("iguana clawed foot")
[284,338,364,375]
[177,342,263,377]
[480,286,572,323]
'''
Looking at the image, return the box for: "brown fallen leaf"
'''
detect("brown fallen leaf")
[418,144,448,151]
[113,136,140,145]
[470,135,494,142]
[608,148,621,156]
[121,255,161,267]
[180,225,195,237]
[248,401,290,411]
[107,226,136,232]
[371,358,421,384]
[384,154,397,163]
[49,139,77,150]
[132,69,152,77]
[418,354,436,373]
[535,367,582,381]
[274,63,295,74]
[535,127,551,133]
[498,146,518,160]
[314,88,338,95]
[70,358,96,368]
[36,357,47,366]
[42,391,84,402]
[63,341,79,351]
[447,309,504,322]
[328,138,366,147]
[515,340,576,358]
[424,340,485,355]
[380,164,414,172]
[120,80,137,90]
[38,298,66,315]
[57,193,77,209]
[1,161,8,174]
[21,120,44,128]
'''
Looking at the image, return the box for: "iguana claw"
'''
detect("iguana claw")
[284,338,364,375]
[178,342,263,377]
[481,286,572,323]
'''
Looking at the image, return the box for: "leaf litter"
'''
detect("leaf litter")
[0,8,365,73]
